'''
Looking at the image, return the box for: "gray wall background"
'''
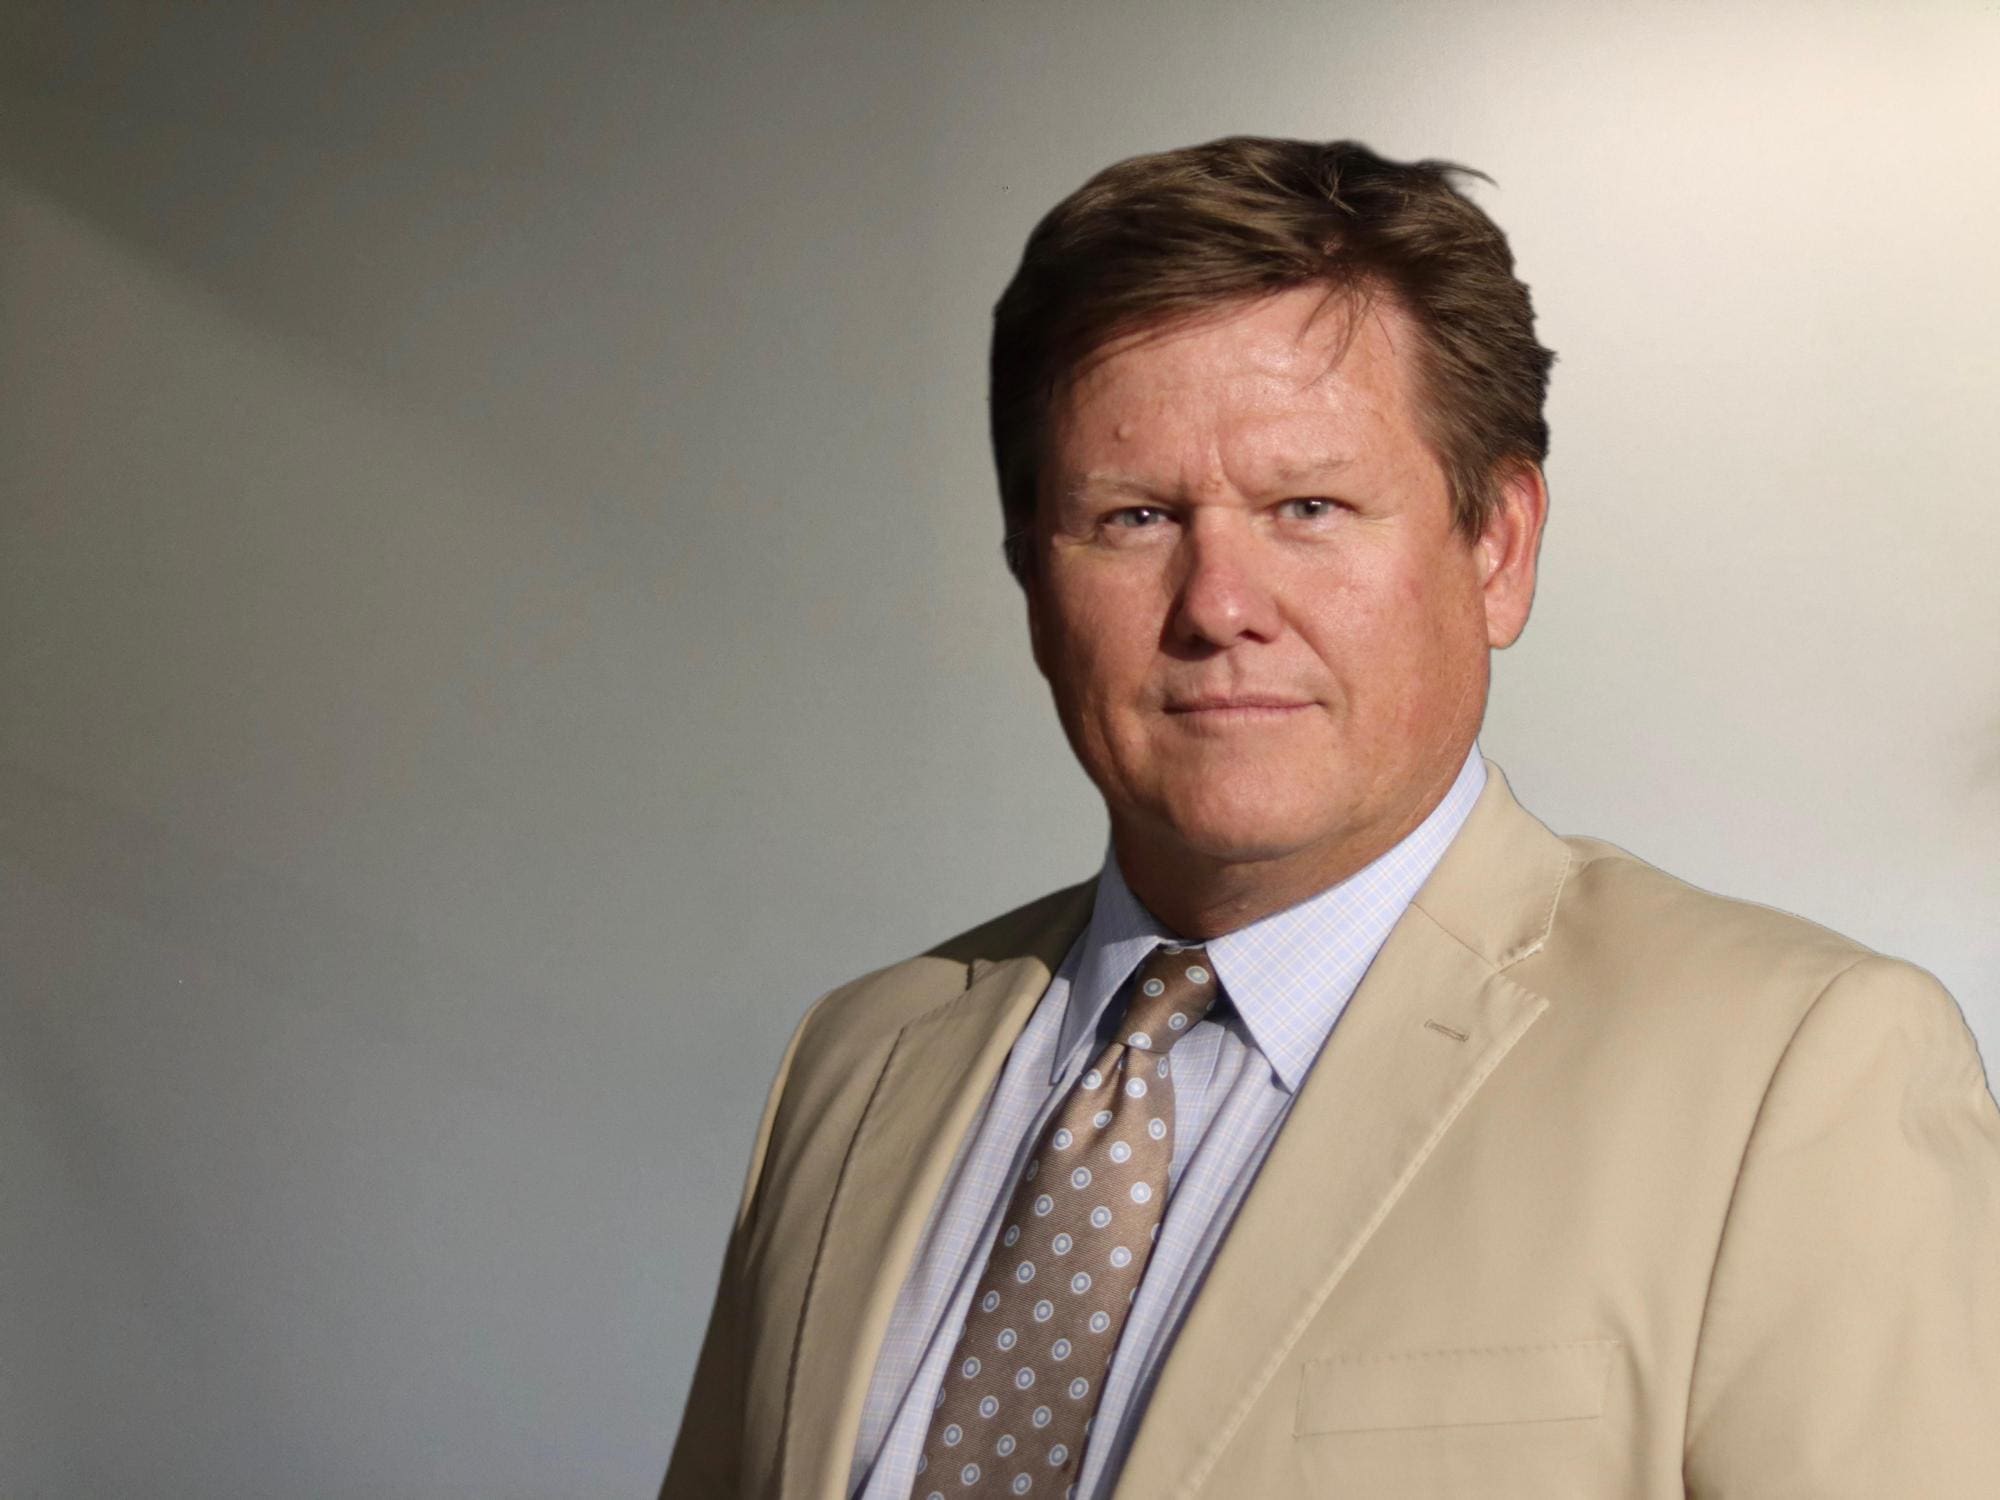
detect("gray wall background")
[3,2,1995,1496]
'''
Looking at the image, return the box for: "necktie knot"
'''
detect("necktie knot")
[1117,942,1219,1054]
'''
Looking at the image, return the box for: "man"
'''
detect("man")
[662,138,2000,1499]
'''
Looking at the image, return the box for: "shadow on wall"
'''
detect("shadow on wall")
[0,2,951,515]
[0,167,718,1495]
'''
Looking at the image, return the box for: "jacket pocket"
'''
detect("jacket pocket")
[1295,1340,1618,1436]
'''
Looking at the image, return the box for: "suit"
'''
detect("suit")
[664,764,2000,1497]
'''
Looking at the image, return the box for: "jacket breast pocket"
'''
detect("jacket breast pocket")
[1295,1340,1618,1435]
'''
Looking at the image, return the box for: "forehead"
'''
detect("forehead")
[1049,286,1428,492]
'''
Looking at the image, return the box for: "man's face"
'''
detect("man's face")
[1026,284,1542,897]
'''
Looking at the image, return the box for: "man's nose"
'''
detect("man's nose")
[1168,516,1282,649]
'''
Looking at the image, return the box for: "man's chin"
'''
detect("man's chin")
[1151,809,1342,870]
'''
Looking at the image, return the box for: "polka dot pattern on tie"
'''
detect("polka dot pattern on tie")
[912,942,1218,1496]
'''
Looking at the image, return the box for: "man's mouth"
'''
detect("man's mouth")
[1164,696,1314,721]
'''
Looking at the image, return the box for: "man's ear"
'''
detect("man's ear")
[1477,461,1549,650]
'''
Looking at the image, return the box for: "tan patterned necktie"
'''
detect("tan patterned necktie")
[912,942,1220,1499]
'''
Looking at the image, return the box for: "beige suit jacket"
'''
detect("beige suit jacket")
[663,766,2000,1498]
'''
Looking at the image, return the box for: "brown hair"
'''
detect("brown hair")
[990,136,1554,583]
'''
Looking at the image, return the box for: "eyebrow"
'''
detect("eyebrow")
[1061,452,1356,505]
[1060,474,1158,506]
[1265,452,1357,486]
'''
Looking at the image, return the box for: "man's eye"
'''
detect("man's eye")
[1278,497,1342,520]
[1105,506,1170,529]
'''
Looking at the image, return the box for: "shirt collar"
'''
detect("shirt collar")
[1057,746,1488,1092]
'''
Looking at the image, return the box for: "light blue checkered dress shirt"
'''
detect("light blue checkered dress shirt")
[849,748,1486,1500]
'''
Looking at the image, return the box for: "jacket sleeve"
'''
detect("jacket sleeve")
[1683,955,2000,1497]
[659,997,821,1500]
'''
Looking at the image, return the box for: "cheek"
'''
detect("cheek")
[1396,572,1490,726]
[1307,560,1481,721]
[1047,582,1155,700]
[1037,618,1143,774]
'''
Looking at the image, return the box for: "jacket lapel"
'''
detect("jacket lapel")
[781,889,1094,1500]
[1112,765,1572,1499]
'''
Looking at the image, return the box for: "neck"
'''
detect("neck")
[1114,837,1391,941]
[1111,764,1468,941]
